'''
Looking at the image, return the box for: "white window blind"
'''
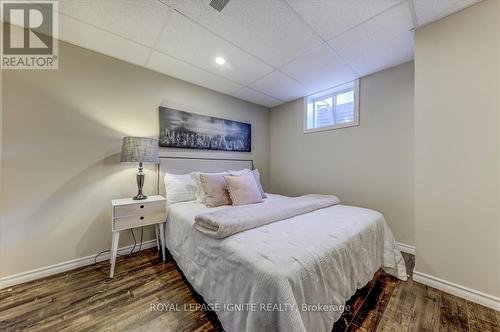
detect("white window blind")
[305,80,359,133]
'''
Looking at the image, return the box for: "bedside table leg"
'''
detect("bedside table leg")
[159,223,166,262]
[154,225,160,251]
[110,231,120,278]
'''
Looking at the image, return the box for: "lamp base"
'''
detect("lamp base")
[134,163,147,200]
[133,193,148,200]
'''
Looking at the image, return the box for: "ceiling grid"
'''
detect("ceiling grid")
[47,0,480,107]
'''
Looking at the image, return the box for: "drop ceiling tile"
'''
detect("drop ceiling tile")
[281,45,358,94]
[413,0,480,26]
[287,0,400,40]
[329,3,414,77]
[250,71,310,102]
[56,0,170,47]
[231,88,283,108]
[59,14,151,66]
[147,51,242,95]
[174,0,323,67]
[155,11,273,85]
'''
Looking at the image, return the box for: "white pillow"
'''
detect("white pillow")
[190,171,228,204]
[228,168,252,176]
[164,173,197,205]
[228,168,266,199]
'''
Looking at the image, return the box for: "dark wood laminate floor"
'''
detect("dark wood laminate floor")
[1,249,498,332]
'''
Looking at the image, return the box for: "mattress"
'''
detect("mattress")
[164,194,407,332]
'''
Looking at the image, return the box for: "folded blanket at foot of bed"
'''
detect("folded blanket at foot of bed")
[193,194,340,238]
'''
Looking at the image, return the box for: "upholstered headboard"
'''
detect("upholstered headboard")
[158,156,253,197]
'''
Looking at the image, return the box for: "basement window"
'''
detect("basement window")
[304,79,359,133]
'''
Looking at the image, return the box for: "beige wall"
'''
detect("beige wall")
[414,0,500,297]
[270,62,414,246]
[0,41,269,277]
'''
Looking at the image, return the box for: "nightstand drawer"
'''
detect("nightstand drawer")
[113,212,166,231]
[114,201,165,218]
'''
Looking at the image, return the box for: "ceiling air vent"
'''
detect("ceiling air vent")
[209,0,230,12]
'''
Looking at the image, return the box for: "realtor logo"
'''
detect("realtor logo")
[1,0,58,69]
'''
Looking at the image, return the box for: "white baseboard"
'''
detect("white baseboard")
[396,242,415,255]
[0,239,157,290]
[413,270,500,311]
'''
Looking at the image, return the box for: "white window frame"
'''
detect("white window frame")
[303,79,360,134]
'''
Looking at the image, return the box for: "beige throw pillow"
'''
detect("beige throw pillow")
[228,168,267,199]
[200,174,231,207]
[224,173,264,206]
[191,171,228,203]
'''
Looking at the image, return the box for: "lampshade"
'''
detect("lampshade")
[120,137,159,164]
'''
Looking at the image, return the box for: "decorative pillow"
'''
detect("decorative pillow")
[164,173,197,205]
[228,168,266,199]
[200,174,232,207]
[224,172,264,206]
[191,171,228,203]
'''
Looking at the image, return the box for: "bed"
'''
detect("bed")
[159,157,407,332]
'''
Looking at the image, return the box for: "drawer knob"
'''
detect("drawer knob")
[140,205,144,209]
[140,216,144,220]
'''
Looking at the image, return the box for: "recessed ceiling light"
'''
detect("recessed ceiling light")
[215,57,226,65]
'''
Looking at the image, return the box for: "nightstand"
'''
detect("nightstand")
[110,195,166,278]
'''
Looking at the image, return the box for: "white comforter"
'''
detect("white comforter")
[164,194,407,332]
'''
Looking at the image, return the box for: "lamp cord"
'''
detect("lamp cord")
[94,227,144,264]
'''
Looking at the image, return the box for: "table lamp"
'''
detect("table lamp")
[120,136,160,200]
